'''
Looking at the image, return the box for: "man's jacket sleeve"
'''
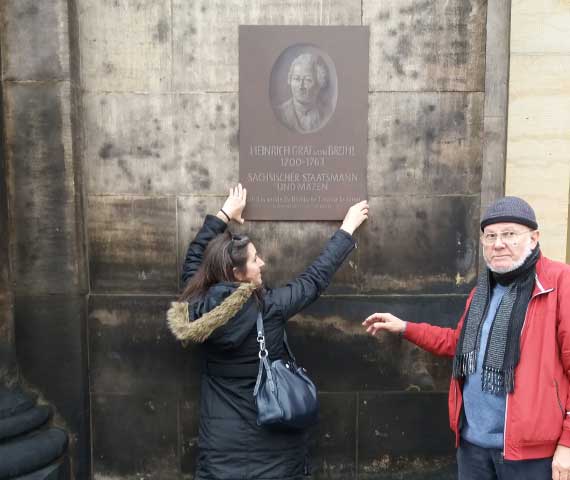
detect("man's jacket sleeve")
[403,291,474,358]
[557,269,570,446]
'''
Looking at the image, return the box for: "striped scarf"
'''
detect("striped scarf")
[452,246,540,393]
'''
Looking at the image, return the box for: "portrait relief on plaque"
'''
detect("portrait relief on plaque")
[269,45,338,134]
[240,26,368,220]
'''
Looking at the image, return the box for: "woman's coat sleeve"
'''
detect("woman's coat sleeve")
[181,215,227,286]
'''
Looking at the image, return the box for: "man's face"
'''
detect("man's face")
[290,62,319,106]
[481,222,539,273]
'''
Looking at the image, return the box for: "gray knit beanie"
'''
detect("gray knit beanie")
[481,196,538,231]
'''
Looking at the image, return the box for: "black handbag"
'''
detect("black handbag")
[253,313,319,430]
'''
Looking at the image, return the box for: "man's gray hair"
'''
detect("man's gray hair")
[287,53,329,89]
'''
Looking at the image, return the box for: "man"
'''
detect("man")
[275,52,329,134]
[363,197,570,480]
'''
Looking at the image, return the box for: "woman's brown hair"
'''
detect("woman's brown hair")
[179,231,251,302]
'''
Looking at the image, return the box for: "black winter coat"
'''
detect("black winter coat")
[178,215,355,480]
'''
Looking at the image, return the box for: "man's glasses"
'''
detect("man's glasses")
[480,230,535,247]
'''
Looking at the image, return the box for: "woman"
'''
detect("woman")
[168,184,368,479]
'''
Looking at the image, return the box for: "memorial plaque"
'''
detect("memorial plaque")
[239,26,369,220]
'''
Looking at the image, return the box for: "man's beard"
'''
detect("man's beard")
[484,242,533,274]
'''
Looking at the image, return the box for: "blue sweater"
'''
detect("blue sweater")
[461,283,508,449]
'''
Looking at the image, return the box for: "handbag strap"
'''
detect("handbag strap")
[253,312,298,396]
[254,312,271,396]
[255,312,297,363]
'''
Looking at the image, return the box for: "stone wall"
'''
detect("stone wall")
[1,0,512,478]
[506,0,570,262]
[0,51,17,386]
[1,0,90,477]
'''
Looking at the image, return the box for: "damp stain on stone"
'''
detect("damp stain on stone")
[396,36,412,58]
[374,134,388,148]
[377,10,390,21]
[215,105,223,112]
[229,131,239,151]
[99,142,120,159]
[388,29,398,37]
[384,53,405,76]
[135,145,154,157]
[453,111,465,125]
[117,158,135,183]
[186,162,211,190]
[155,19,169,43]
[18,4,39,18]
[389,156,407,169]
[415,210,427,220]
[399,0,431,15]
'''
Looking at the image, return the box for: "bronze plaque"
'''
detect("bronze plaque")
[239,26,369,220]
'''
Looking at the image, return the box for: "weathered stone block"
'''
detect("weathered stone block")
[368,92,484,195]
[77,0,172,92]
[174,93,239,194]
[180,397,200,476]
[89,295,199,396]
[357,196,479,294]
[511,3,570,55]
[84,92,239,196]
[1,0,69,80]
[0,301,17,386]
[0,155,8,294]
[92,394,178,479]
[287,295,465,392]
[14,295,90,480]
[4,83,85,295]
[484,0,511,118]
[177,196,360,294]
[172,0,361,92]
[480,116,506,213]
[364,0,486,92]
[310,393,357,479]
[506,54,570,261]
[83,93,175,195]
[88,196,178,293]
[358,392,456,479]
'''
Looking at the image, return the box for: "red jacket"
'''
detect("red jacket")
[404,254,570,460]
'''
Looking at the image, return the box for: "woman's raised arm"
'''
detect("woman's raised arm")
[181,184,246,285]
[266,200,368,319]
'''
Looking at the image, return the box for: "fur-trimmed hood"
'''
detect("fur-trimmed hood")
[167,282,257,343]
